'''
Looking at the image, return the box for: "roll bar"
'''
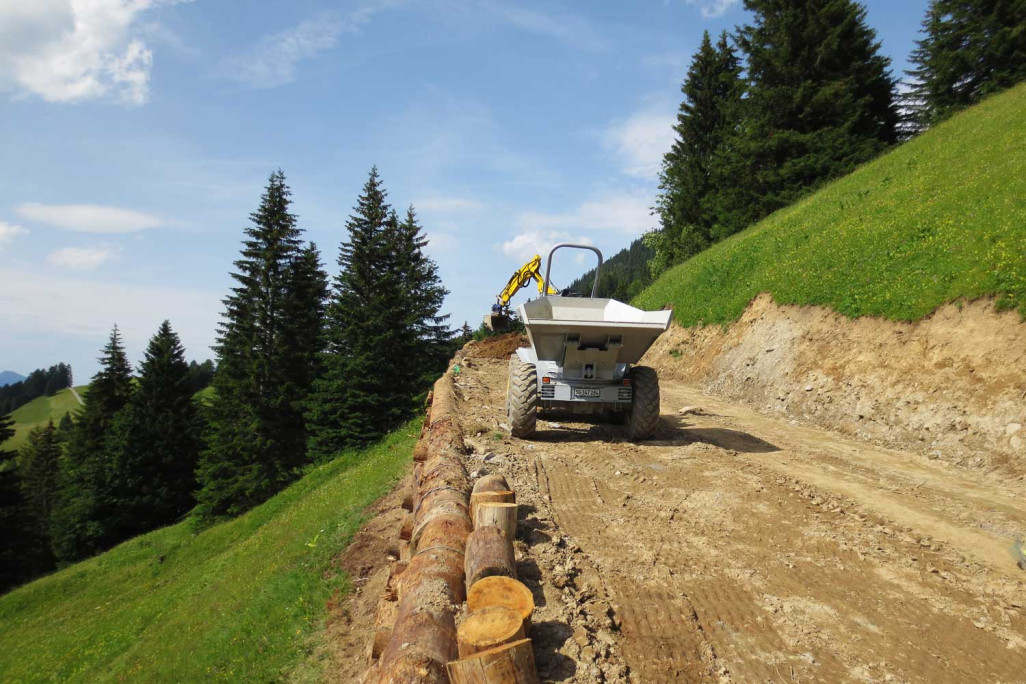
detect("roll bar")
[543,243,604,298]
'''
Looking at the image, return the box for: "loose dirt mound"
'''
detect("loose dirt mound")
[644,294,1026,476]
[462,334,528,360]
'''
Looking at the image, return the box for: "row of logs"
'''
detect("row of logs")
[446,475,540,683]
[363,371,541,683]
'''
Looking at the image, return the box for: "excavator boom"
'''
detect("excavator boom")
[485,254,558,332]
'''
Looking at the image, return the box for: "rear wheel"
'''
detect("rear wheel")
[625,366,660,441]
[507,356,538,438]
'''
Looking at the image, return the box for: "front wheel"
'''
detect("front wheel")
[625,366,660,441]
[507,356,538,438]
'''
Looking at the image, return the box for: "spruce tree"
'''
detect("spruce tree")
[196,171,326,519]
[0,415,37,591]
[653,31,744,272]
[307,171,449,461]
[18,420,60,571]
[50,326,134,562]
[736,0,899,217]
[105,321,203,540]
[907,0,1026,126]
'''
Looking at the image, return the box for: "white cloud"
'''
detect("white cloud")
[47,246,116,270]
[0,221,28,249]
[685,0,740,19]
[500,230,595,264]
[604,108,677,179]
[478,1,607,51]
[0,266,220,361]
[16,203,162,233]
[222,2,401,89]
[514,192,655,236]
[0,0,190,105]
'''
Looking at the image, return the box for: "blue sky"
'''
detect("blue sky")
[0,0,928,379]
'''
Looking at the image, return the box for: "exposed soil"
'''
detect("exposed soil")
[645,294,1026,476]
[462,333,530,360]
[450,353,1026,683]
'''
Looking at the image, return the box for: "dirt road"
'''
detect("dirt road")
[453,356,1026,683]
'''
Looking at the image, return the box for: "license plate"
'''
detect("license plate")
[573,388,601,398]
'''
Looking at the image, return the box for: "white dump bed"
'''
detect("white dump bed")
[517,296,672,365]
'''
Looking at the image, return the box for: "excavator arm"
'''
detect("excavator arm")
[485,254,558,331]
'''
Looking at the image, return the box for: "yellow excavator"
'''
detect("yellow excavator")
[485,254,559,332]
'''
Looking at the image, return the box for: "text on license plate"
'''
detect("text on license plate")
[573,388,601,398]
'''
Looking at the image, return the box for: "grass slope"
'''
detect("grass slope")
[2,387,87,452]
[636,84,1026,325]
[0,421,419,682]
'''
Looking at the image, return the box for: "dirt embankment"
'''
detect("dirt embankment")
[462,334,529,360]
[644,294,1026,476]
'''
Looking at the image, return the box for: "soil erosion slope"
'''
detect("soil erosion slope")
[451,352,1026,683]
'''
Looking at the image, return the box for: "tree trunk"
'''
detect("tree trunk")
[466,576,535,634]
[446,639,539,684]
[465,526,516,591]
[474,502,517,539]
[457,606,526,658]
[370,597,398,661]
[470,490,515,520]
[399,512,413,541]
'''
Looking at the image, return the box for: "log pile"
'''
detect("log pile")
[363,369,541,683]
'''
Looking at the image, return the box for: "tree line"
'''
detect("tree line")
[642,0,1026,279]
[0,364,73,415]
[0,168,452,592]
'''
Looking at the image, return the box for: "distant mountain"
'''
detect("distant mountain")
[0,371,25,387]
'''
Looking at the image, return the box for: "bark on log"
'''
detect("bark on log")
[456,606,526,658]
[464,526,516,590]
[470,490,515,520]
[472,474,510,495]
[467,576,535,633]
[379,576,458,680]
[415,513,472,557]
[412,500,470,553]
[398,546,465,604]
[473,502,518,539]
[446,639,539,684]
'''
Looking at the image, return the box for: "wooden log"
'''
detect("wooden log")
[413,440,430,463]
[370,597,399,662]
[470,490,515,520]
[467,577,534,633]
[414,486,469,520]
[446,638,539,684]
[474,502,517,538]
[465,526,516,591]
[456,606,526,658]
[379,576,458,679]
[398,547,465,604]
[399,512,413,541]
[472,474,510,495]
[415,513,472,557]
[411,500,470,553]
[383,561,408,601]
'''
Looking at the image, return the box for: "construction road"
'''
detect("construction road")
[454,356,1026,683]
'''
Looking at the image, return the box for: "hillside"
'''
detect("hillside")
[0,422,418,682]
[635,84,1026,325]
[2,386,86,452]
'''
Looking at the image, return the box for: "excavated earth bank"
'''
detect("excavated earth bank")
[645,294,1026,476]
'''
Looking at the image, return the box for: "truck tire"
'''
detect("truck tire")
[626,366,660,441]
[506,356,538,439]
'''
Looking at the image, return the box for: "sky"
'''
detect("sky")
[0,0,929,379]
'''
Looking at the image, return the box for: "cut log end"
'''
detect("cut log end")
[469,490,515,520]
[472,473,510,495]
[446,638,539,684]
[467,576,535,632]
[457,606,525,658]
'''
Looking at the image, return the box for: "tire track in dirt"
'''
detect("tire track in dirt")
[452,356,1026,683]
